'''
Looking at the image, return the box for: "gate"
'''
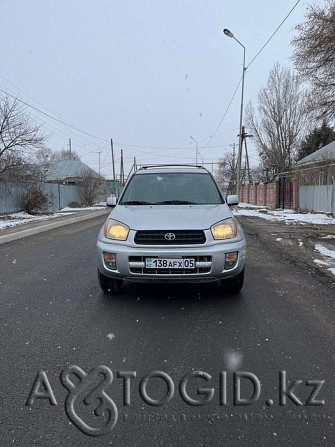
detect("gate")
[278,173,293,209]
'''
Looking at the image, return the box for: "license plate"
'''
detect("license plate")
[145,258,195,269]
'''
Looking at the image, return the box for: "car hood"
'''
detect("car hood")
[108,204,232,230]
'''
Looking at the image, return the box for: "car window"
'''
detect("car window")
[119,172,224,205]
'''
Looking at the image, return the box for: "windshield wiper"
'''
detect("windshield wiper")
[153,200,197,205]
[120,200,153,205]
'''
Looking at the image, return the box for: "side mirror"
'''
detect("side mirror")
[106,196,117,207]
[227,194,239,206]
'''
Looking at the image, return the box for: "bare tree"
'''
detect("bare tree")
[34,147,80,164]
[246,63,310,173]
[292,1,335,121]
[34,147,58,164]
[215,150,237,195]
[0,95,45,179]
[54,148,80,161]
[79,169,102,206]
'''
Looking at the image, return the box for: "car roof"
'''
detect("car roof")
[134,165,210,175]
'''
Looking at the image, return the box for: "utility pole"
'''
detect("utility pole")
[120,149,124,186]
[190,136,198,165]
[230,143,237,177]
[244,135,251,184]
[98,151,101,178]
[241,126,253,184]
[111,139,116,195]
[69,138,72,158]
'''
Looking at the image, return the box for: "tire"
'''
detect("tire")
[98,270,123,294]
[222,268,244,294]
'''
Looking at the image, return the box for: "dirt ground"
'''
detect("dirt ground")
[236,213,335,285]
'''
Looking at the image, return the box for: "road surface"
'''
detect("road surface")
[1,215,335,446]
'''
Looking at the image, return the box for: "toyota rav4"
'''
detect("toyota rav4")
[97,165,246,294]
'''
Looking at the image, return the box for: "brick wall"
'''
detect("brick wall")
[239,180,279,209]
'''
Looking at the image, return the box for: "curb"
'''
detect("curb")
[0,209,109,245]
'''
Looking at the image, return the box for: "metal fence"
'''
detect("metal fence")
[43,183,83,212]
[0,183,27,214]
[0,182,83,214]
[299,182,335,216]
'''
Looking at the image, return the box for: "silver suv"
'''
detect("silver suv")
[97,165,246,294]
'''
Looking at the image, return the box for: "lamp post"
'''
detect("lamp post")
[190,136,198,165]
[223,28,246,197]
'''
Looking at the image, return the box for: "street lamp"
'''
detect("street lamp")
[190,136,198,165]
[223,28,246,197]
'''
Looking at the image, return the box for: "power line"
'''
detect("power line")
[0,87,108,142]
[246,0,302,69]
[0,73,65,119]
[0,76,243,153]
[203,76,242,149]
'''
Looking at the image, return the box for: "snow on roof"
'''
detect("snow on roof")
[45,159,98,181]
[296,140,335,166]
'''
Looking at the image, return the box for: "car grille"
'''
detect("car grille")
[128,256,212,275]
[134,230,206,245]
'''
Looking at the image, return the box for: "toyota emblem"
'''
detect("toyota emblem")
[164,232,176,241]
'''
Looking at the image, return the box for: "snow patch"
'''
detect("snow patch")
[234,207,335,225]
[315,244,335,260]
[0,212,71,230]
[60,205,106,212]
[313,259,329,266]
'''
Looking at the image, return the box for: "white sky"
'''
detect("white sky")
[1,0,312,178]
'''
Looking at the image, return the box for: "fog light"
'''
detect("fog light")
[225,252,238,270]
[103,252,117,270]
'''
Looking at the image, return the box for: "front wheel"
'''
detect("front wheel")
[98,270,123,294]
[221,268,244,294]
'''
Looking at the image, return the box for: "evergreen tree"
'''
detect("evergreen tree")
[296,121,335,161]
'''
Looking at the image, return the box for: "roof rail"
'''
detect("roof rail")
[139,164,206,170]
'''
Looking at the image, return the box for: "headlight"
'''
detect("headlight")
[104,219,130,241]
[211,218,237,240]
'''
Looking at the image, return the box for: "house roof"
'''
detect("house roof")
[296,140,335,166]
[45,159,98,181]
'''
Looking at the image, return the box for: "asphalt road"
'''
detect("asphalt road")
[1,216,335,446]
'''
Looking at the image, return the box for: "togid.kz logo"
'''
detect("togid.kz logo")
[26,365,118,437]
[26,366,326,437]
[61,365,118,436]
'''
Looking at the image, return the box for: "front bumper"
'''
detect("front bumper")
[97,231,246,283]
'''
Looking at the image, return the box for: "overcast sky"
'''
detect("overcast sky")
[1,0,311,178]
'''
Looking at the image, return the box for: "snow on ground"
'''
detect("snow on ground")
[313,259,330,266]
[0,211,71,230]
[314,244,335,277]
[60,203,106,212]
[234,206,335,225]
[238,202,266,209]
[0,203,107,231]
[315,244,335,260]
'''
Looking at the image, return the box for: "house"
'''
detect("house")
[296,140,335,167]
[294,140,335,186]
[44,159,98,184]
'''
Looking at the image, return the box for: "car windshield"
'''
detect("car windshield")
[119,172,224,205]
